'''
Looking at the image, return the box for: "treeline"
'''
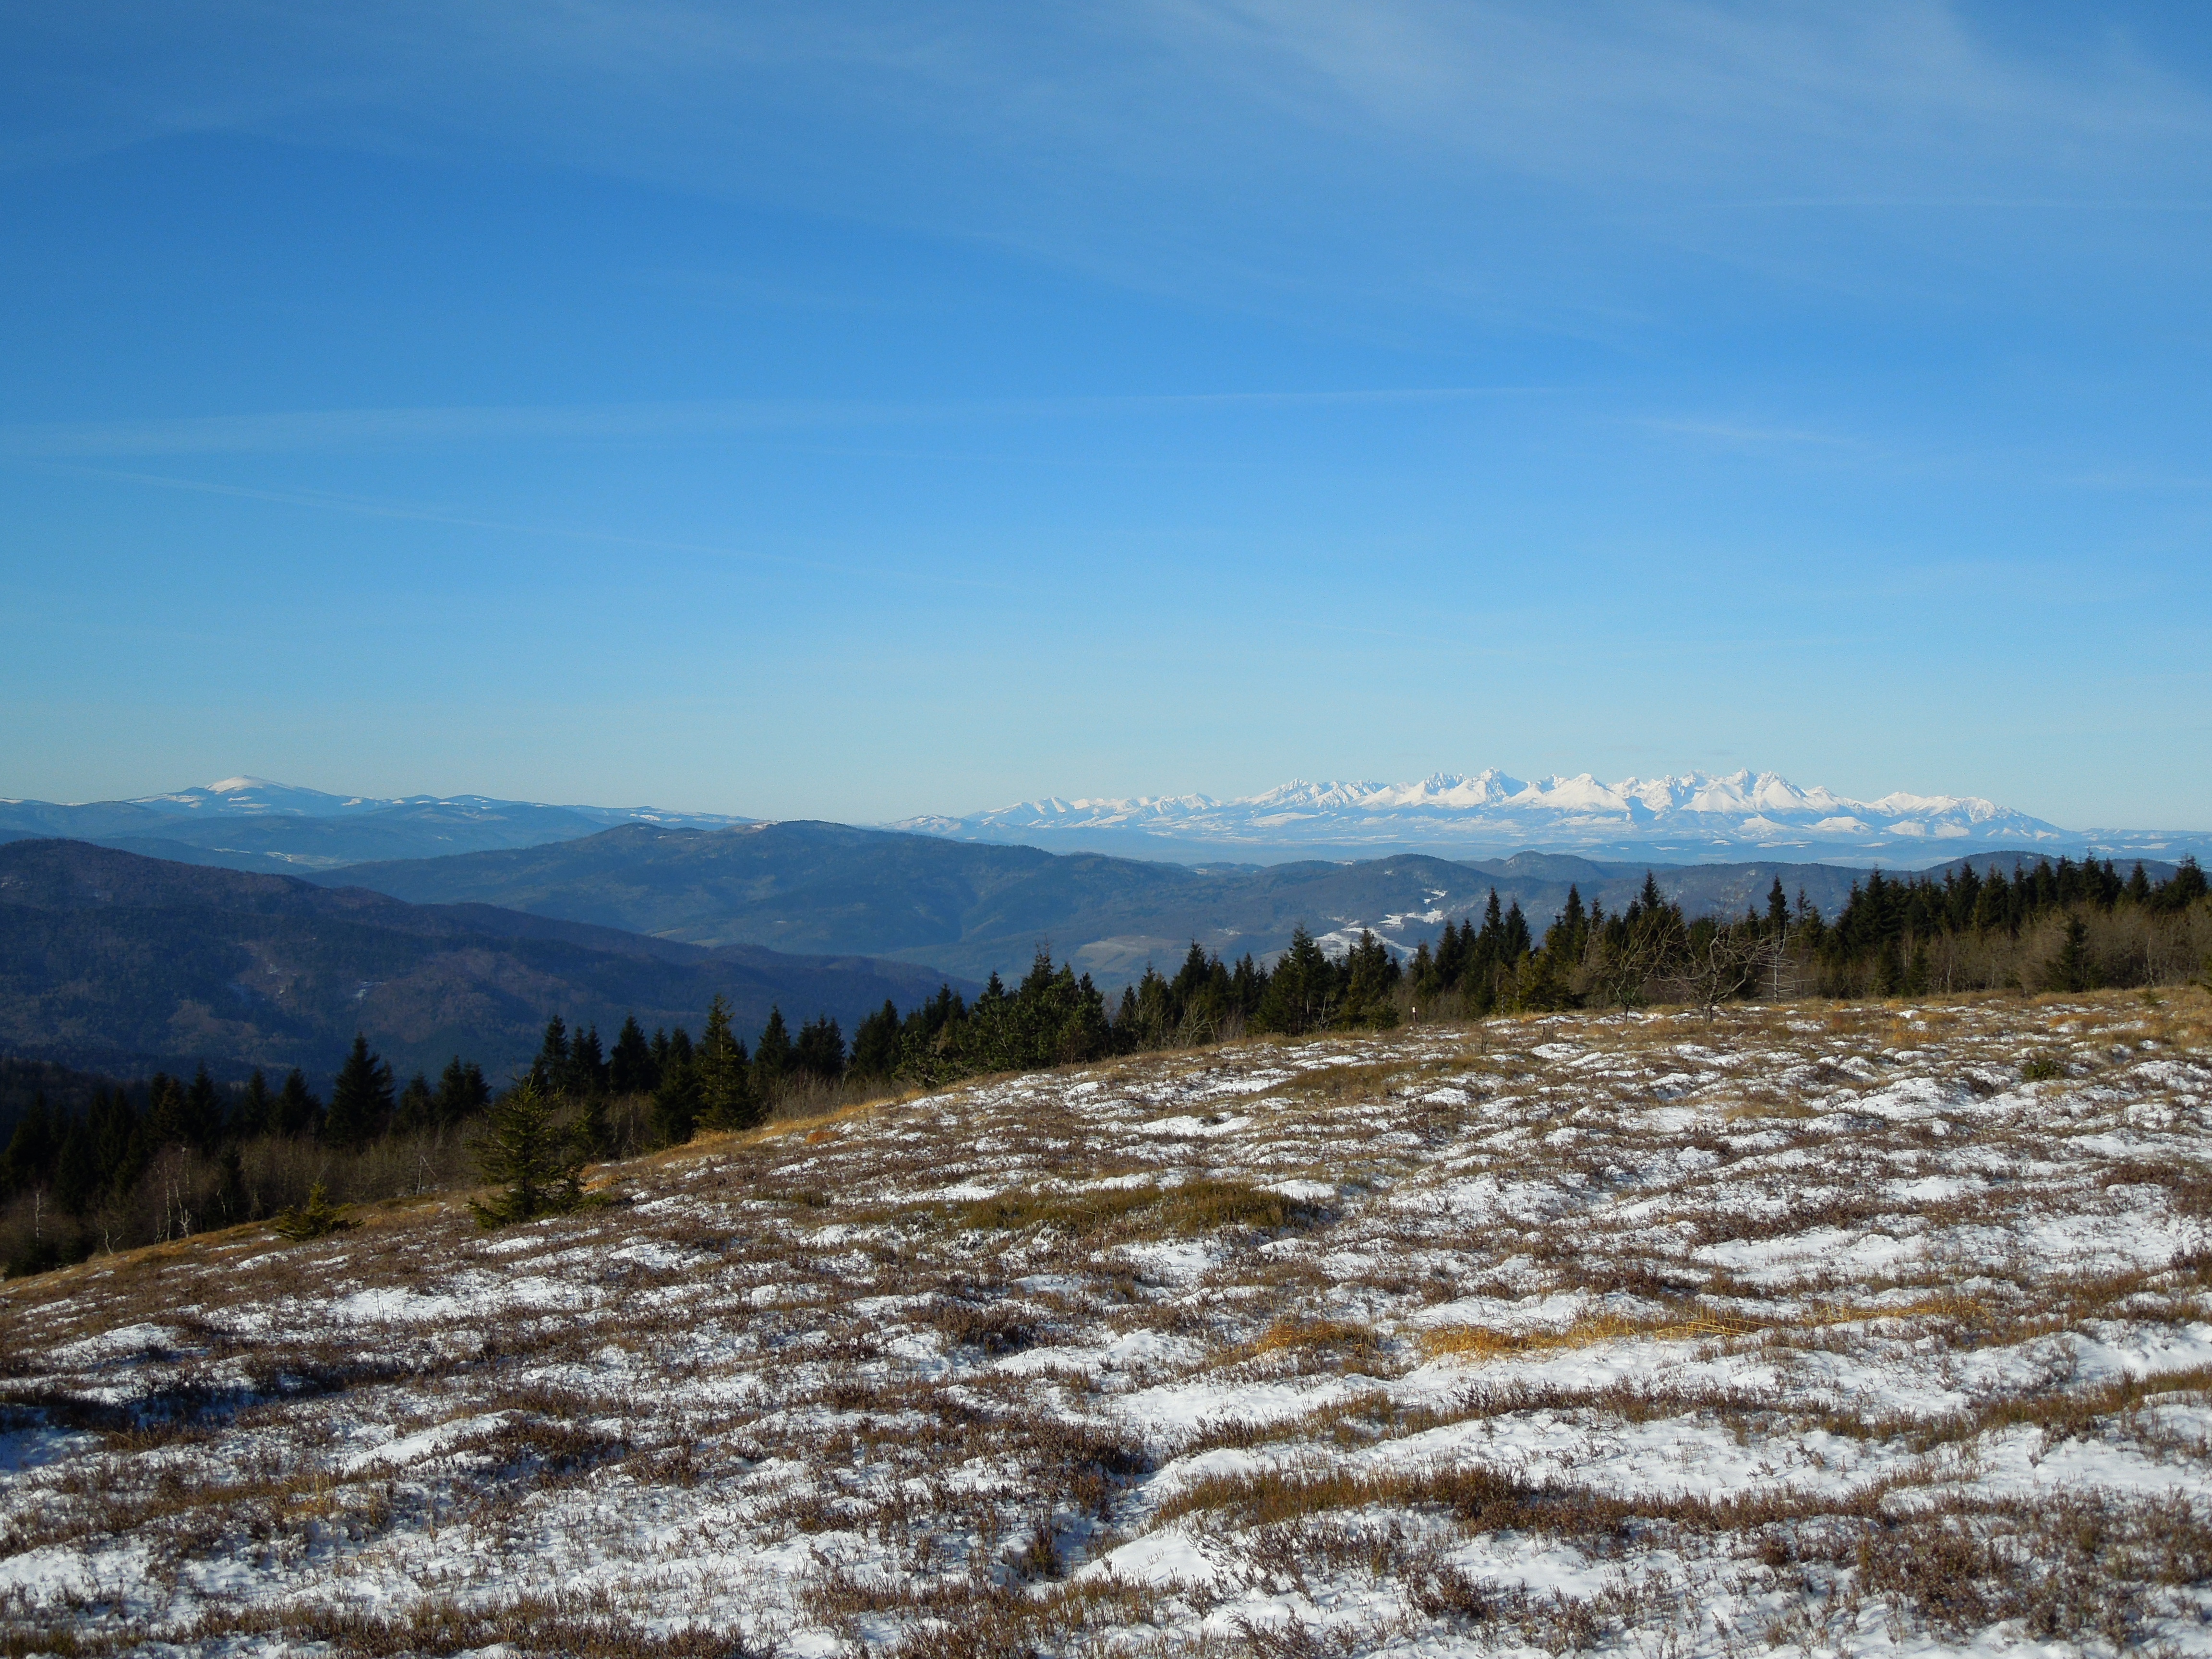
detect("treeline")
[0,1039,498,1277]
[0,935,1436,1275]
[6,852,2206,1278]
[1393,856,2212,1013]
[1797,854,2210,997]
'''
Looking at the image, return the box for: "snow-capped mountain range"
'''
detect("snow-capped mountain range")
[8,772,2203,874]
[0,777,751,873]
[897,769,2195,865]
[111,777,747,829]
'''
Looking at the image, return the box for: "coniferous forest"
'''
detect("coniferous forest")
[2,854,2205,1277]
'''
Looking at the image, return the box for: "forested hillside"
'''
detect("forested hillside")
[0,840,965,1082]
[324,820,1889,983]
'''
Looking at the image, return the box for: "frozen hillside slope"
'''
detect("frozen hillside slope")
[5,992,2212,1655]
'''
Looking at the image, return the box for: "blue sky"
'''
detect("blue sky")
[2,1,2208,829]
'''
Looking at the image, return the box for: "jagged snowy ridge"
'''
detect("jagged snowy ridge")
[900,767,2074,852]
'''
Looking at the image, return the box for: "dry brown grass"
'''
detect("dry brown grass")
[4,987,2208,1657]
[955,1178,1314,1242]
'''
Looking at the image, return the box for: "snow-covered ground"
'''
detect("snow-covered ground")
[5,991,2211,1657]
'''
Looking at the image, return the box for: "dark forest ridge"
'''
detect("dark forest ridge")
[320,818,2159,988]
[0,839,963,1085]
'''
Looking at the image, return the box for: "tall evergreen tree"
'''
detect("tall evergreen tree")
[1,1095,55,1195]
[90,1087,144,1196]
[1502,901,1533,963]
[2168,857,2208,909]
[324,1034,395,1148]
[609,1015,657,1095]
[1407,939,1435,998]
[1256,926,1334,1034]
[394,1071,437,1133]
[753,1006,793,1097]
[53,1114,100,1215]
[695,997,757,1130]
[236,1070,274,1138]
[434,1056,490,1124]
[274,1070,321,1136]
[183,1065,224,1151]
[567,1024,608,1097]
[530,1016,570,1094]
[651,1034,700,1146]
[144,1074,189,1150]
[793,1016,845,1082]
[850,1000,901,1079]
[1339,930,1401,1028]
[1433,917,1469,989]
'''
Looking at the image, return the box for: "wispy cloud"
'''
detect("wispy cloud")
[22,459,1024,590]
[0,386,1544,457]
[11,2,2207,321]
[1637,417,1872,450]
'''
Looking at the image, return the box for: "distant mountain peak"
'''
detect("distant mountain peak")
[891,768,2079,864]
[1,778,757,875]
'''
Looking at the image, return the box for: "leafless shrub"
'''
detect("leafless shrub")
[176,1593,758,1658]
[1852,1491,2212,1645]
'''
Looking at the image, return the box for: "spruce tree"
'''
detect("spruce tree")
[469,1079,585,1227]
[434,1056,490,1124]
[609,1015,657,1095]
[1408,940,1435,999]
[1503,901,1533,963]
[90,1088,144,1196]
[575,1092,614,1161]
[531,1017,570,1094]
[567,1024,608,1097]
[53,1116,100,1215]
[695,997,758,1130]
[850,1000,902,1079]
[183,1065,223,1151]
[1,1096,54,1195]
[144,1074,187,1150]
[2168,857,2208,909]
[324,1034,394,1148]
[274,1070,321,1136]
[651,1044,700,1146]
[2045,917,2098,993]
[1256,926,1333,1034]
[1433,917,1468,989]
[1341,931,1400,1029]
[794,1016,845,1082]
[237,1070,274,1138]
[395,1072,436,1133]
[1904,942,1933,997]
[753,1007,792,1097]
[1552,886,1588,960]
[271,1181,353,1240]
[1112,984,1142,1051]
[1472,892,1506,999]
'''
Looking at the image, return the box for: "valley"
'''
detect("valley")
[319,821,1885,986]
[0,840,962,1083]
